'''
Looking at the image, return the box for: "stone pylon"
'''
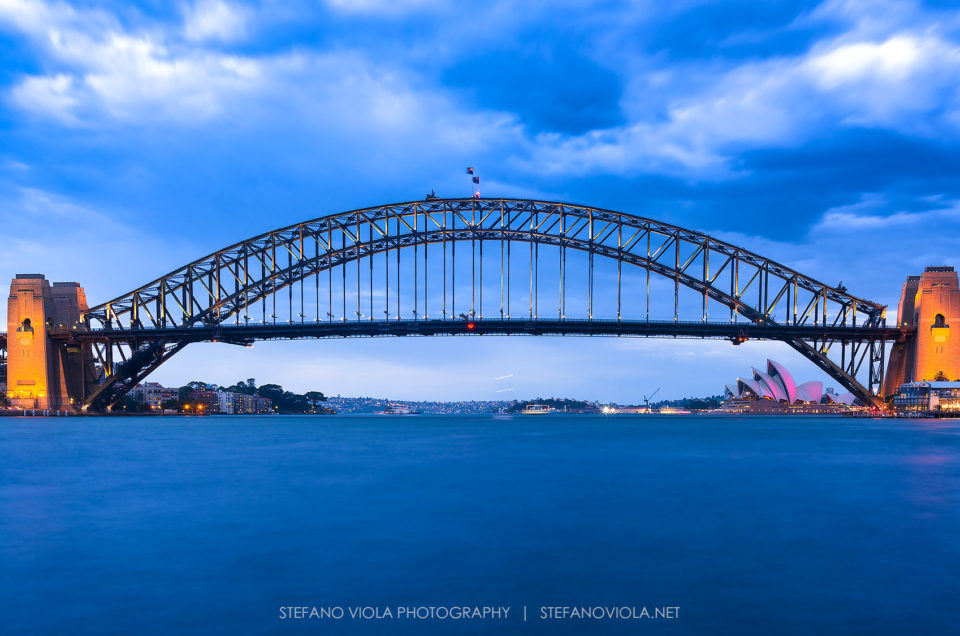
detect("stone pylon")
[7,275,89,410]
[884,266,960,394]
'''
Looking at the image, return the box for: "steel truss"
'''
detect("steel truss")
[69,198,896,410]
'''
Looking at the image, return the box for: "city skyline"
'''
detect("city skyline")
[3,0,960,401]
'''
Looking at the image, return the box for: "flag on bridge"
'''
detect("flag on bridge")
[466,167,474,175]
[472,176,480,184]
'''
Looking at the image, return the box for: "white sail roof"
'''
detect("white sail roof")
[767,359,798,404]
[797,381,823,403]
[727,363,828,404]
[752,367,786,402]
[737,378,763,398]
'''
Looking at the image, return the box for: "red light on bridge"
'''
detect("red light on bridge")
[466,322,476,330]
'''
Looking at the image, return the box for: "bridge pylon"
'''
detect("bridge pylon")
[884,266,960,393]
[6,275,90,411]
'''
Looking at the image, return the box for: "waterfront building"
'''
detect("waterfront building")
[223,392,272,414]
[893,381,960,415]
[171,388,273,414]
[216,390,235,415]
[192,390,221,413]
[720,359,858,413]
[615,406,652,414]
[234,392,255,414]
[723,359,856,404]
[254,396,273,413]
[129,382,179,410]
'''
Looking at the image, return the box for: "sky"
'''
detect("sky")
[3,0,960,402]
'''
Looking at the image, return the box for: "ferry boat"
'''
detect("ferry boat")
[374,403,421,415]
[520,404,556,415]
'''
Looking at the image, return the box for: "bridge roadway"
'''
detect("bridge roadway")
[45,319,910,346]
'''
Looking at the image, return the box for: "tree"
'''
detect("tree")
[934,370,949,381]
[118,396,140,412]
[224,380,256,395]
[257,384,285,401]
[157,379,329,415]
[507,397,594,413]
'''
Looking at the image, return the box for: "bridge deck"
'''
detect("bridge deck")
[50,319,909,345]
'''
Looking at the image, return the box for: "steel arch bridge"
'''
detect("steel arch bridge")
[38,197,903,410]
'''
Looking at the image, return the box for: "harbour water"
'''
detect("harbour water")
[2,414,959,634]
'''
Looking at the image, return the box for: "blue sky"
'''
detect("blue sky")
[3,0,960,402]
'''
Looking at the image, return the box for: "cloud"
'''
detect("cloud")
[0,0,522,151]
[322,0,445,16]
[1,0,263,123]
[702,191,960,311]
[813,195,960,231]
[0,0,98,35]
[0,187,197,322]
[531,28,960,177]
[809,36,925,85]
[182,0,249,43]
[6,0,960,180]
[11,74,80,124]
[508,0,960,178]
[803,34,960,129]
[443,47,624,135]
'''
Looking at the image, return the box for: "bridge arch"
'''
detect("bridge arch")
[72,198,889,410]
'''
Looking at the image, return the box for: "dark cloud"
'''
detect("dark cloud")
[638,1,827,60]
[444,47,624,135]
[531,130,960,239]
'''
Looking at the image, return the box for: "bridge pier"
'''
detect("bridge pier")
[884,266,960,393]
[6,275,89,411]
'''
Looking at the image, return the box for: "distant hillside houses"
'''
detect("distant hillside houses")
[128,382,273,414]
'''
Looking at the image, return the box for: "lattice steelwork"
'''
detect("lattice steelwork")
[63,198,895,410]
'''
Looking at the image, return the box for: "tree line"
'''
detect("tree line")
[118,379,330,414]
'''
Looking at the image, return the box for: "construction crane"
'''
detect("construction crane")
[643,387,661,407]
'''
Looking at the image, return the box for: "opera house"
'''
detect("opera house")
[719,359,859,414]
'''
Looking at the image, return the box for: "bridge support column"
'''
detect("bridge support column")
[7,275,89,411]
[884,266,960,394]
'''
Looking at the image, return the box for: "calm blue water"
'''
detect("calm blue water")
[2,414,959,635]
